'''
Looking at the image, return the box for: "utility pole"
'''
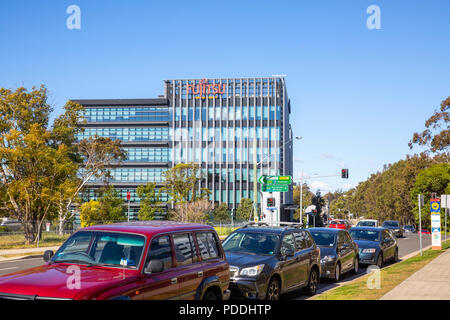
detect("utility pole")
[299,170,303,226]
[419,194,423,256]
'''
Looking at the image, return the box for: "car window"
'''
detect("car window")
[309,231,335,247]
[337,232,345,247]
[146,235,172,271]
[281,233,295,253]
[344,232,353,244]
[173,233,197,266]
[222,231,278,255]
[293,231,308,251]
[305,232,315,248]
[196,232,220,260]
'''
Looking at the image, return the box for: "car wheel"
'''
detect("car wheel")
[305,268,319,296]
[333,262,341,282]
[202,289,219,300]
[351,257,359,275]
[377,253,383,268]
[266,277,281,300]
[394,248,399,262]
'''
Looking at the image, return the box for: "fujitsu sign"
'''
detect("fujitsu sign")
[186,79,226,96]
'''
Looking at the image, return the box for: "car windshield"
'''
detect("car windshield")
[350,230,380,242]
[383,221,399,227]
[330,220,344,225]
[357,221,376,227]
[52,231,146,269]
[222,231,279,255]
[310,231,336,247]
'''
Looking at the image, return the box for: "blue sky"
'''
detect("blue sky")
[1,0,449,194]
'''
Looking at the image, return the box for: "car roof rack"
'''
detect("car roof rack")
[242,221,304,229]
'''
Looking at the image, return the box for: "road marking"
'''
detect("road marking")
[0,267,17,271]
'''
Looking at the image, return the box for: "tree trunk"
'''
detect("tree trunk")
[24,221,37,245]
[59,218,65,236]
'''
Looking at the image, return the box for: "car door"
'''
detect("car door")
[343,231,357,271]
[385,230,396,259]
[278,232,299,290]
[292,230,311,286]
[337,231,353,272]
[380,230,392,260]
[194,231,228,296]
[140,235,180,300]
[173,232,204,300]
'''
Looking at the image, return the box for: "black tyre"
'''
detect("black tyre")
[393,248,399,262]
[266,277,281,300]
[351,257,359,275]
[305,268,319,296]
[202,289,219,300]
[333,262,341,282]
[376,253,384,268]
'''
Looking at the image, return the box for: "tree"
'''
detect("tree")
[292,183,314,221]
[162,163,209,205]
[236,198,253,222]
[411,163,450,229]
[170,199,213,223]
[55,135,126,235]
[0,86,80,243]
[409,96,449,154]
[212,203,230,223]
[79,186,126,227]
[136,182,163,220]
[310,190,325,227]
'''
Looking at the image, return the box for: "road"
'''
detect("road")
[0,232,433,299]
[288,232,432,299]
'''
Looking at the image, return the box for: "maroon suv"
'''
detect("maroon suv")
[0,221,230,300]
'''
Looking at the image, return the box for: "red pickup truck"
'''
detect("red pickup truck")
[0,221,230,300]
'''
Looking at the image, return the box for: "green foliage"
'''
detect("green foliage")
[136,183,163,220]
[212,203,230,223]
[409,96,449,153]
[328,153,448,225]
[79,186,126,227]
[236,198,253,221]
[293,183,315,220]
[162,163,210,204]
[411,163,450,229]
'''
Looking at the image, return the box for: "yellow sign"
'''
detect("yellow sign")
[431,202,440,211]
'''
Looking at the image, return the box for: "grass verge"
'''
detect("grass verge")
[0,233,69,250]
[214,226,238,237]
[312,241,450,300]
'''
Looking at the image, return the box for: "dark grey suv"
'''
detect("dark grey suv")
[222,223,321,300]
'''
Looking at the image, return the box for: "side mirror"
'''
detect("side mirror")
[43,250,54,262]
[145,259,164,274]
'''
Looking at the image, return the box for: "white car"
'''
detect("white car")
[356,219,379,227]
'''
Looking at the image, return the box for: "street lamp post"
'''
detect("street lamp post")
[252,136,302,221]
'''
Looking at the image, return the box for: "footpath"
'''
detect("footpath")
[380,247,450,300]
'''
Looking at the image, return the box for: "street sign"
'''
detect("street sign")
[430,198,440,213]
[259,175,292,185]
[262,185,289,192]
[441,195,450,209]
[431,198,442,250]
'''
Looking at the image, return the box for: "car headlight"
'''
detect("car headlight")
[320,255,335,264]
[362,248,376,253]
[239,264,265,276]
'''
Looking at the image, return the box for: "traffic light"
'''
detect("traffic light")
[341,169,349,179]
[267,197,276,207]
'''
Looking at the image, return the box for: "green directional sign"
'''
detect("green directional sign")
[261,185,289,192]
[259,175,292,185]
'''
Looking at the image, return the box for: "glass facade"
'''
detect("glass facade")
[75,77,293,220]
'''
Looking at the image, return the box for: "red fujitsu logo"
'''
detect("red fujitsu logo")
[186,79,226,96]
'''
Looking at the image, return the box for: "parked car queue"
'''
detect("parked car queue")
[0,220,399,301]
